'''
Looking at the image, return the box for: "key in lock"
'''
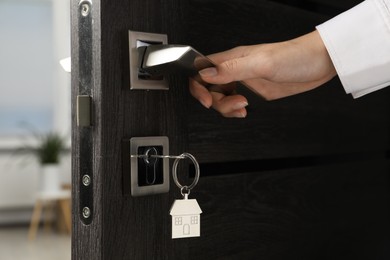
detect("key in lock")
[137,146,164,186]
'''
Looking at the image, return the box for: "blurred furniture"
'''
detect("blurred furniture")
[28,189,71,240]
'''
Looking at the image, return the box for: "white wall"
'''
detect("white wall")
[0,153,70,224]
[0,0,71,223]
[0,153,71,208]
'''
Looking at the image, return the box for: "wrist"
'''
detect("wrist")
[292,30,337,81]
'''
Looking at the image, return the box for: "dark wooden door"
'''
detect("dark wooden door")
[71,0,390,259]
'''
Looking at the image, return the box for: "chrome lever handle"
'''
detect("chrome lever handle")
[138,44,233,95]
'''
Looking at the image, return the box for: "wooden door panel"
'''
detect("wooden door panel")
[72,0,389,259]
[302,0,364,10]
[186,0,390,163]
[72,0,190,259]
[189,86,390,163]
[190,159,389,259]
[187,0,329,50]
[270,0,364,15]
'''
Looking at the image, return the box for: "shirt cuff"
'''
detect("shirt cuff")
[316,0,390,98]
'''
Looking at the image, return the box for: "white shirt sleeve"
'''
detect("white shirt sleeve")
[316,0,390,98]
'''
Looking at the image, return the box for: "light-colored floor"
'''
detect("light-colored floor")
[0,227,71,260]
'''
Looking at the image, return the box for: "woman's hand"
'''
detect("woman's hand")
[189,30,337,118]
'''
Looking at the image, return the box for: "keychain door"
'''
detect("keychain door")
[71,0,390,259]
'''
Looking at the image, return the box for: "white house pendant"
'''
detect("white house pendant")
[170,194,202,239]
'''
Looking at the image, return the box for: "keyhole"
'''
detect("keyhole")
[137,146,164,186]
[144,147,158,165]
[144,147,158,185]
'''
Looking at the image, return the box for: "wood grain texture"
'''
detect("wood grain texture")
[184,1,390,259]
[189,83,390,163]
[99,0,190,259]
[186,0,390,163]
[270,0,364,16]
[72,0,191,259]
[72,0,390,259]
[305,0,364,10]
[189,159,389,260]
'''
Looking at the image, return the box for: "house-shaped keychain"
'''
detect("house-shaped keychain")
[170,194,202,239]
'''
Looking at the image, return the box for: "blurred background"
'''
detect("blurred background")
[0,0,71,259]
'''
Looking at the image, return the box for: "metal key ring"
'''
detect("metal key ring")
[172,153,200,191]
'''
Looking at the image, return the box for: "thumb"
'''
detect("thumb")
[199,57,255,84]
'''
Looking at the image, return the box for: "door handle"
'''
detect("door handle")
[138,44,232,95]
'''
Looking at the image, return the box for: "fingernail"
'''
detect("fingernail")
[234,111,247,118]
[199,67,218,77]
[232,101,249,110]
[199,99,211,109]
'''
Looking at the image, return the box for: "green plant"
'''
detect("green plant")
[35,133,65,164]
[16,130,66,166]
